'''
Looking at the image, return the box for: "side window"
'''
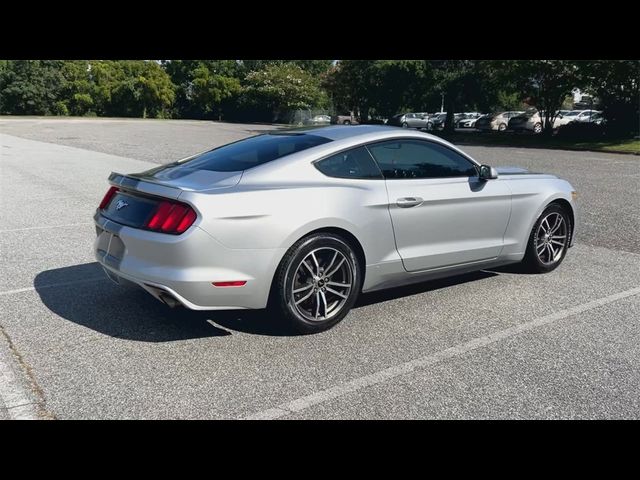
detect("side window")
[367,140,478,179]
[315,146,383,179]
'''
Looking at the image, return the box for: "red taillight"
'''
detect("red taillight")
[212,281,247,287]
[144,200,197,235]
[99,186,118,210]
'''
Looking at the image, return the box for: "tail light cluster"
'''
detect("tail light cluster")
[98,186,197,235]
[146,200,197,234]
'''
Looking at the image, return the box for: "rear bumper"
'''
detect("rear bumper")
[94,212,285,310]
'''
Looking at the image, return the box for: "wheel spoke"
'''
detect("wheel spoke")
[326,257,345,278]
[536,243,546,253]
[549,214,561,233]
[314,292,321,319]
[310,251,320,274]
[550,239,565,247]
[295,288,315,305]
[293,284,313,294]
[546,244,554,261]
[302,260,315,276]
[326,286,348,299]
[320,291,328,317]
[551,235,566,240]
[327,281,351,288]
[325,251,338,275]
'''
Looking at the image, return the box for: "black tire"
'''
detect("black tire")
[343,120,351,125]
[521,203,571,273]
[270,233,362,334]
[402,122,409,128]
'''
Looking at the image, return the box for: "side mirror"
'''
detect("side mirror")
[479,164,498,180]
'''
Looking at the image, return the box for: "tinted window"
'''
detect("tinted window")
[175,133,332,172]
[315,147,383,179]
[367,140,477,179]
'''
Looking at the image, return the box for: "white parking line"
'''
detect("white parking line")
[0,277,107,296]
[244,285,640,420]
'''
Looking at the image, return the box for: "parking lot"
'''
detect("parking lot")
[1,117,639,419]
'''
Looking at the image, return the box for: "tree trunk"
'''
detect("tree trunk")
[360,106,369,124]
[443,92,455,133]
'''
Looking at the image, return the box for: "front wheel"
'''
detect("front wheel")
[271,233,361,334]
[521,204,571,273]
[498,123,507,132]
[533,122,542,134]
[402,122,409,128]
[343,120,351,125]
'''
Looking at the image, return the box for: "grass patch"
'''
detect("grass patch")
[435,132,640,155]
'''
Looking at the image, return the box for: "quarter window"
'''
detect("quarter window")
[315,146,383,179]
[367,140,478,179]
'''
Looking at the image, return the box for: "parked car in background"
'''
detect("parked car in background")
[553,110,584,128]
[457,113,485,129]
[574,110,603,123]
[508,110,544,134]
[427,113,448,130]
[387,112,430,129]
[475,111,525,132]
[331,113,359,125]
[305,115,331,126]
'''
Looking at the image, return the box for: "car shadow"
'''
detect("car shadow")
[35,262,501,340]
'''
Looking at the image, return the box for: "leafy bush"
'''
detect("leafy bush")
[556,121,605,140]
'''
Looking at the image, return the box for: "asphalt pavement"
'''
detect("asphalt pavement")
[1,117,639,419]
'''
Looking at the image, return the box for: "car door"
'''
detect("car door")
[367,139,512,272]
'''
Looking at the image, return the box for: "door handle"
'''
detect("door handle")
[396,197,423,208]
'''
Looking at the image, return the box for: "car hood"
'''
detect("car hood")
[495,166,531,174]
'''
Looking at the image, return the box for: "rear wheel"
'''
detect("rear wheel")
[271,233,361,334]
[498,123,507,132]
[343,120,351,125]
[402,122,409,128]
[533,122,542,134]
[521,204,571,273]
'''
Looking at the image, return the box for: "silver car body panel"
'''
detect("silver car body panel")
[94,126,577,310]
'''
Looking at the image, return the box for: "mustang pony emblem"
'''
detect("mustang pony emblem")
[115,199,129,211]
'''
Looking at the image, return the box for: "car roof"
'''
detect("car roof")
[282,124,425,141]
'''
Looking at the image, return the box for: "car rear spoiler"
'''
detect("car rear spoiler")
[108,172,183,200]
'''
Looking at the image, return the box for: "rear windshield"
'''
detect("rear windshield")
[178,133,332,172]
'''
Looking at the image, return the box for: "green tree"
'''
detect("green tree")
[59,60,96,116]
[578,60,640,137]
[191,64,241,119]
[242,62,328,122]
[0,60,66,115]
[497,60,581,135]
[430,60,486,132]
[163,60,241,119]
[93,61,175,118]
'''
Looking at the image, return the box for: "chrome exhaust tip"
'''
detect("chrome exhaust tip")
[158,292,181,308]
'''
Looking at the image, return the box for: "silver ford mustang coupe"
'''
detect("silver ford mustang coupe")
[94,125,577,333]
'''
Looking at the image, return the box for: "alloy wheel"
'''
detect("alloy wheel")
[291,247,354,322]
[535,212,567,265]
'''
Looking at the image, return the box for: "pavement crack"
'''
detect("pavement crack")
[0,323,57,420]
